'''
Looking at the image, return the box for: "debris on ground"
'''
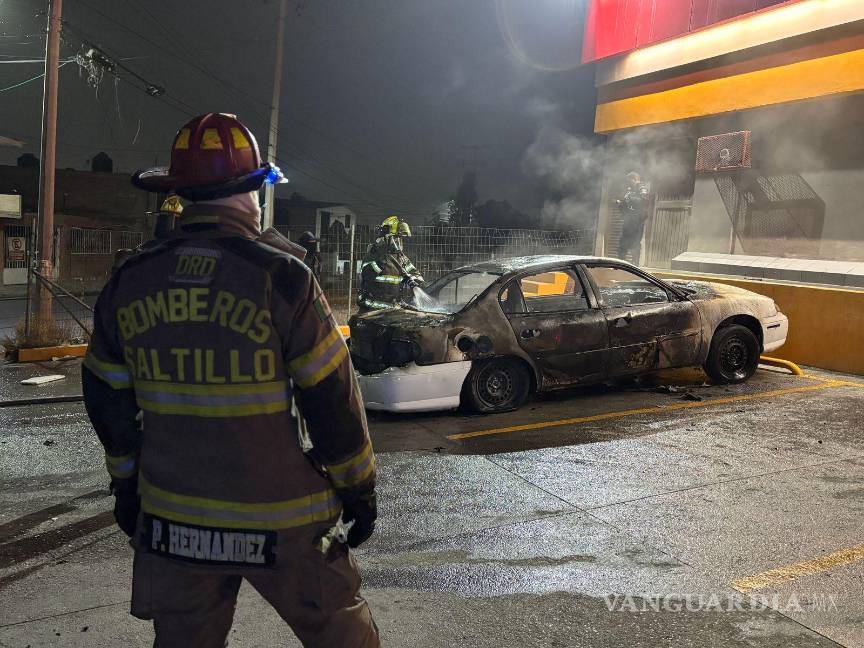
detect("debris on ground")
[21,374,66,385]
[680,392,703,402]
[654,383,713,395]
[43,439,55,446]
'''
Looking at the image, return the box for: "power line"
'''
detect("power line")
[73,0,423,208]
[45,7,432,211]
[0,59,72,94]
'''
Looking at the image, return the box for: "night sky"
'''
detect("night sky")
[0,0,596,218]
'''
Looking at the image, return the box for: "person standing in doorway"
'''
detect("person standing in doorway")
[616,171,650,265]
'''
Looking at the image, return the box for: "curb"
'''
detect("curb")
[17,344,87,362]
[0,395,84,408]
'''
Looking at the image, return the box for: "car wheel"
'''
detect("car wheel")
[704,324,760,384]
[464,358,531,413]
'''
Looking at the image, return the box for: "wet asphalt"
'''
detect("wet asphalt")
[1,360,863,647]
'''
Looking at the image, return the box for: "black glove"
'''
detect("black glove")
[341,490,377,548]
[111,480,140,538]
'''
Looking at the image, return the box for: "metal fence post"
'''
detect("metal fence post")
[346,222,355,320]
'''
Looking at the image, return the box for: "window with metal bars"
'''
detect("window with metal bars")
[69,228,112,255]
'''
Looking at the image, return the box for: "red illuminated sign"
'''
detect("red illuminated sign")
[583,0,800,62]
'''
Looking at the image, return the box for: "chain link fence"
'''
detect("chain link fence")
[279,224,593,324]
[3,224,593,352]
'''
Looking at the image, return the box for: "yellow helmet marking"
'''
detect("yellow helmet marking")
[174,128,191,150]
[201,128,224,150]
[230,127,251,149]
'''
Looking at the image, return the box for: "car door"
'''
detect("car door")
[582,263,702,376]
[501,266,608,388]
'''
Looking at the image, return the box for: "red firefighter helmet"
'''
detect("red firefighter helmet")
[131,113,286,201]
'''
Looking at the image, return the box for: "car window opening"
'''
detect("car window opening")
[504,269,590,314]
[588,266,669,308]
[408,270,502,314]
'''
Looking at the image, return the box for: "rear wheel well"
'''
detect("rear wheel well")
[463,355,537,394]
[470,355,537,393]
[715,315,763,351]
[505,355,538,395]
[461,355,536,413]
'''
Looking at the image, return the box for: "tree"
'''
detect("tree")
[450,171,478,226]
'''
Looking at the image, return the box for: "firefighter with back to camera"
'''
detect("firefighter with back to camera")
[82,112,379,648]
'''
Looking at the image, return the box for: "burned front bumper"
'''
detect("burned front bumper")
[356,361,472,413]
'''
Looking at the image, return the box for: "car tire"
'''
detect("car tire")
[704,324,760,384]
[463,358,531,414]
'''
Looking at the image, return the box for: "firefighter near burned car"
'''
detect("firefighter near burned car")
[349,255,788,414]
[357,215,425,312]
[82,113,380,647]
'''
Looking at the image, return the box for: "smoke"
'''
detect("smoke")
[522,95,698,233]
[522,100,604,230]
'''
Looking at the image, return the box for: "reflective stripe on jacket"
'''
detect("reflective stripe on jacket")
[82,210,376,540]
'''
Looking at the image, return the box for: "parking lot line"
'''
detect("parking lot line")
[447,380,848,441]
[732,543,864,594]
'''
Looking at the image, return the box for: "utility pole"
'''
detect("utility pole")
[35,0,62,325]
[262,0,289,231]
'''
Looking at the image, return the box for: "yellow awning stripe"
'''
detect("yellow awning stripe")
[595,47,864,133]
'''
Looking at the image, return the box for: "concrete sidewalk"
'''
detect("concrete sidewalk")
[1,451,850,648]
[2,362,864,646]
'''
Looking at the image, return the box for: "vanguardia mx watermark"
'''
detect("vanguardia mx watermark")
[604,593,839,614]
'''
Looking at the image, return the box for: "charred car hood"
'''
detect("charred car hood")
[668,279,760,300]
[352,308,454,330]
[349,309,457,374]
[667,279,778,319]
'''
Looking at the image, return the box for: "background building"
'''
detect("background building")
[584,0,864,276]
[0,154,151,289]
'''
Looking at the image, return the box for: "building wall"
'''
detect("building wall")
[583,0,799,62]
[685,95,864,260]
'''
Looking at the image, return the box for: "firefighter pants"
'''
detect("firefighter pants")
[130,534,379,648]
[618,220,645,265]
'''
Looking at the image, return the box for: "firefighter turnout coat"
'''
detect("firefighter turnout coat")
[82,215,375,569]
[358,236,423,311]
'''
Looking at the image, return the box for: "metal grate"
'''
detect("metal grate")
[713,172,825,257]
[644,198,691,268]
[115,230,144,250]
[69,227,112,255]
[696,131,752,172]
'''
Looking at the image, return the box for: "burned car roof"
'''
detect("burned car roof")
[454,254,632,277]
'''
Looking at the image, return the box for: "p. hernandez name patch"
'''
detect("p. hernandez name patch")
[142,514,276,567]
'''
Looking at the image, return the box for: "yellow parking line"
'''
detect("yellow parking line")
[447,380,848,441]
[732,543,864,594]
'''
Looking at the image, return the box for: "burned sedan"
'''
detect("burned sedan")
[348,255,789,413]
